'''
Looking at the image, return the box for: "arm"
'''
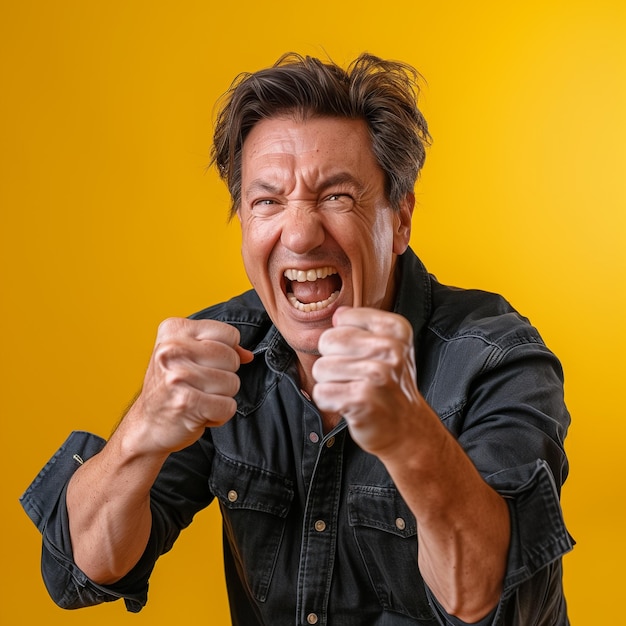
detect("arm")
[380,407,509,622]
[312,307,509,622]
[67,317,253,584]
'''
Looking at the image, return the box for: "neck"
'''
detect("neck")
[296,355,342,434]
[295,353,317,397]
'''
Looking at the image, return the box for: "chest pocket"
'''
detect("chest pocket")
[348,485,436,622]
[210,452,294,603]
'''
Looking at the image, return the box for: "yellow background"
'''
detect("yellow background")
[1,1,625,624]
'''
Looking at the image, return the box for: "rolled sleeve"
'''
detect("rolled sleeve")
[423,332,574,624]
[20,431,151,612]
[20,431,106,533]
[488,460,573,625]
[489,460,574,591]
[428,461,573,626]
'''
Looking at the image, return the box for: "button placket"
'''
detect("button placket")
[296,430,345,626]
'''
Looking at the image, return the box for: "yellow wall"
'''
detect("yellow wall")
[2,1,624,624]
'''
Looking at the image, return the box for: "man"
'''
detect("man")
[21,53,573,625]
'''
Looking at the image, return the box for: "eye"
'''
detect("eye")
[323,193,354,210]
[326,193,352,202]
[251,197,283,216]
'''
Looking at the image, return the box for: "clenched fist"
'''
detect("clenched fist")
[124,317,253,456]
[312,306,427,458]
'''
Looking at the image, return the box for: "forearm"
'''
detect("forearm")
[381,409,510,623]
[66,420,169,584]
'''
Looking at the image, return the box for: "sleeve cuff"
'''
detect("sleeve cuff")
[19,431,149,612]
[486,459,574,591]
[20,430,106,532]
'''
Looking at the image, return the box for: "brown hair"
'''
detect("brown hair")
[211,52,431,218]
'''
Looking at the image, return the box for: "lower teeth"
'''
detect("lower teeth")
[287,290,339,312]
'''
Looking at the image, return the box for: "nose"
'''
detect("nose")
[280,205,325,254]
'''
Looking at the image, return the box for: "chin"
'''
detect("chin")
[282,328,325,357]
[294,346,322,358]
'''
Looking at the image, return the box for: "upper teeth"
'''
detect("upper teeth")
[283,266,337,282]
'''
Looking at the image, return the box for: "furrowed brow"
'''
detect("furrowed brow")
[320,172,365,194]
[245,179,283,198]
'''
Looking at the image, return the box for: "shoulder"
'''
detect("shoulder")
[417,279,567,438]
[427,278,544,351]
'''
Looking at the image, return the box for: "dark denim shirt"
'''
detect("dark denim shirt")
[21,248,574,625]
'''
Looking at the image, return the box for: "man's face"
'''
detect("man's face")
[237,115,413,359]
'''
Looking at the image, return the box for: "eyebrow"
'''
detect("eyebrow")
[320,172,365,194]
[244,180,284,198]
[244,172,365,198]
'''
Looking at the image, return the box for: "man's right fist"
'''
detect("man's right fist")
[122,317,253,456]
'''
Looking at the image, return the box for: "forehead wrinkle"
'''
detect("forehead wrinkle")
[245,179,284,197]
[317,171,366,195]
[244,169,366,201]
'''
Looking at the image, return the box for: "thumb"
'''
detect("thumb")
[236,344,255,365]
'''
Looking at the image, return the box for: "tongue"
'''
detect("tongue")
[290,275,339,304]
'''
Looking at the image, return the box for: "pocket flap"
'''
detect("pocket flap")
[348,485,416,538]
[210,452,294,518]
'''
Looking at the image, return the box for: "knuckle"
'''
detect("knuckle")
[162,365,187,387]
[397,315,414,342]
[368,360,393,385]
[157,316,185,337]
[228,324,242,345]
[229,372,242,396]
[202,396,237,425]
[212,369,240,396]
[224,396,238,417]
[168,384,195,414]
[387,347,405,369]
[154,341,183,369]
[384,312,412,342]
[225,348,241,373]
[204,318,240,346]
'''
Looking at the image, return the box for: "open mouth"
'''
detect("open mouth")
[284,266,342,312]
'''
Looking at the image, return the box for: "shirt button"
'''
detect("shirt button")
[309,432,320,443]
[395,517,406,531]
[227,490,238,503]
[325,436,335,448]
[307,613,319,624]
[314,520,326,532]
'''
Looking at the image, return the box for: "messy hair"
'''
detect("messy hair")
[211,52,431,218]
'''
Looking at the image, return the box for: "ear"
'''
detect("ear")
[392,192,414,255]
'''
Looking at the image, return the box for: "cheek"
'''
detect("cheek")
[356,217,397,286]
[240,217,261,256]
[366,214,396,260]
[240,223,276,285]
